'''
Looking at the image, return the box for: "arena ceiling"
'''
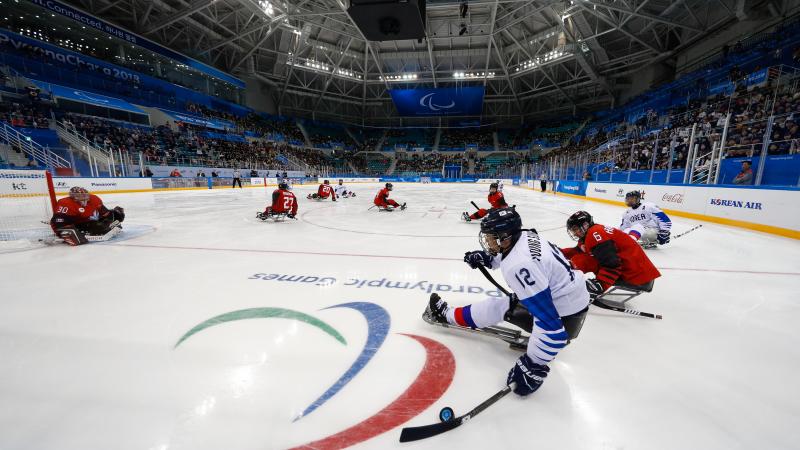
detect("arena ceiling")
[65,0,789,124]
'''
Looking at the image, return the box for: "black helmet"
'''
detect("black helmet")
[625,190,642,207]
[278,182,289,190]
[386,182,393,190]
[324,179,330,185]
[480,207,522,254]
[338,179,343,184]
[566,211,594,241]
[489,182,498,191]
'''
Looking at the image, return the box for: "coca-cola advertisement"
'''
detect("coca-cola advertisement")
[662,193,684,204]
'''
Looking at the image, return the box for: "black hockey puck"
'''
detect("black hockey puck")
[439,406,455,422]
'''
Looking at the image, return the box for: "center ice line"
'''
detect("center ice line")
[107,242,800,276]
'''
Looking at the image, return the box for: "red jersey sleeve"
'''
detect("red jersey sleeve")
[488,192,507,209]
[583,224,623,290]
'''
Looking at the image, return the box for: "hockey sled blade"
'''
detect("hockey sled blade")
[399,385,513,442]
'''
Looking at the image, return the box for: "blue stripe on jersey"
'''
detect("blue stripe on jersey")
[534,343,559,357]
[653,211,672,228]
[462,305,478,328]
[541,328,570,342]
[536,337,567,349]
[519,288,561,331]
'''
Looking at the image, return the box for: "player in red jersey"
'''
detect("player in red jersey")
[462,182,508,221]
[561,211,660,299]
[258,181,298,220]
[50,186,125,246]
[307,179,336,201]
[373,182,406,210]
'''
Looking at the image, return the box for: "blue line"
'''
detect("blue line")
[293,301,390,421]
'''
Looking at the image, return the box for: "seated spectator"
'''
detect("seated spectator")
[170,168,182,177]
[732,161,753,185]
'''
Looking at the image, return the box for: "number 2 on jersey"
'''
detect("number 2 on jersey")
[283,196,294,210]
[515,268,535,288]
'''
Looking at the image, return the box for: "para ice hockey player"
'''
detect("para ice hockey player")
[427,207,591,396]
[620,191,672,248]
[50,186,125,246]
[373,182,406,210]
[307,180,336,201]
[463,182,508,221]
[258,181,298,220]
[334,179,355,198]
[562,211,660,299]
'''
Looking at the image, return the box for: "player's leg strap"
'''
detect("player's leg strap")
[503,298,532,333]
[561,307,588,342]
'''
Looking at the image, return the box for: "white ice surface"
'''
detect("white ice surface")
[1,183,799,450]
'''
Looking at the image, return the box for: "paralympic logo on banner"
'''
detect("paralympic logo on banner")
[174,301,455,448]
[390,87,485,116]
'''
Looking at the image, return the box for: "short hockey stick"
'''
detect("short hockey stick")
[399,384,514,442]
[477,265,512,297]
[591,299,662,320]
[673,224,702,240]
[471,201,480,211]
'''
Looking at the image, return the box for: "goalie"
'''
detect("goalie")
[50,186,125,246]
[462,182,507,222]
[257,181,297,220]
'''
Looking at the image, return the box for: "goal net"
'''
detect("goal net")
[419,176,432,184]
[0,169,57,251]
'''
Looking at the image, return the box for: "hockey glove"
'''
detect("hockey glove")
[111,206,125,222]
[464,250,492,269]
[657,230,671,245]
[57,226,89,246]
[507,354,549,396]
[585,278,605,302]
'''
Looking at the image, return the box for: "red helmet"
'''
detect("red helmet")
[69,186,90,203]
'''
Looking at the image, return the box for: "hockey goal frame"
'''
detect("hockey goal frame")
[0,169,58,248]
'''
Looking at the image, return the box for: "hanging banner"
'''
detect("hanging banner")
[25,0,244,88]
[390,87,484,116]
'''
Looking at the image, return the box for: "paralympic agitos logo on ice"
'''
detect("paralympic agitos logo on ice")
[248,272,505,297]
[173,302,455,448]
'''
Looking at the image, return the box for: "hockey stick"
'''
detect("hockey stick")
[673,224,702,240]
[85,222,122,242]
[591,300,662,320]
[398,384,514,442]
[471,201,480,211]
[480,261,662,319]
[477,265,512,297]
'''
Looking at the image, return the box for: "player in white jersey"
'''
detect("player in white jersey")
[426,207,591,396]
[333,179,355,198]
[495,179,504,192]
[620,191,672,248]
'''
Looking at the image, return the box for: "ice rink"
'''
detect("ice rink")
[1,182,799,450]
